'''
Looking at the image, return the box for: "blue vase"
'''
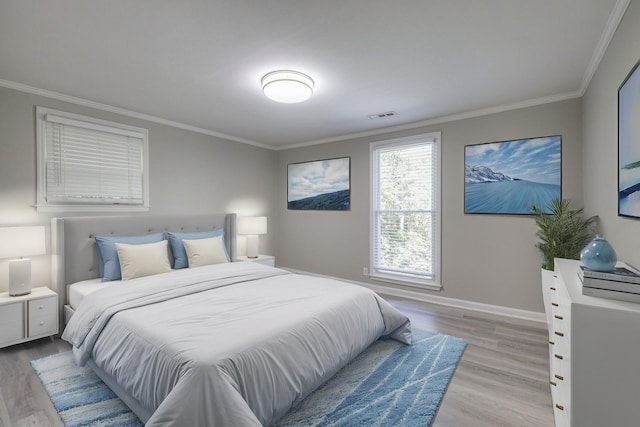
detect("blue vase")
[580,235,617,272]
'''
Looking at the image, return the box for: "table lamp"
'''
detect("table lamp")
[237,217,267,259]
[0,226,46,296]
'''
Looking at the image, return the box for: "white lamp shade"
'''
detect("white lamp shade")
[0,226,46,259]
[262,71,314,103]
[237,217,267,235]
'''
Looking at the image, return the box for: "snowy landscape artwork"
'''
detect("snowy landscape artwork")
[619,60,640,219]
[465,136,561,214]
[288,157,350,210]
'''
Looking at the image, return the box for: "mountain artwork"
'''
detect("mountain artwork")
[464,136,562,214]
[288,157,351,211]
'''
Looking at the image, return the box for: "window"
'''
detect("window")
[36,107,149,212]
[370,132,441,289]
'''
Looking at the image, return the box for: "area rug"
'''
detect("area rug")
[32,329,466,427]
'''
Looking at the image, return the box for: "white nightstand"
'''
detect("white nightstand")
[236,255,275,267]
[0,287,58,349]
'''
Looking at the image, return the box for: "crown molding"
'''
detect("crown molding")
[579,0,631,95]
[275,91,582,150]
[2,0,630,154]
[0,78,272,150]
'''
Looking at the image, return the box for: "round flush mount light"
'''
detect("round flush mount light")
[261,70,314,103]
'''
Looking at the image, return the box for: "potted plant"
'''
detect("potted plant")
[530,198,597,271]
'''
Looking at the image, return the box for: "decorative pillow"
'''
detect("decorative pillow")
[167,229,228,269]
[183,235,229,268]
[95,233,164,281]
[115,240,172,281]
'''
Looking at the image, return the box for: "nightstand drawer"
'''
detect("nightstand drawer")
[236,255,275,267]
[0,302,25,343]
[28,314,57,337]
[28,297,57,319]
[253,258,275,267]
[28,296,58,337]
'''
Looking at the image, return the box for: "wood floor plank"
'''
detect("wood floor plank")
[0,338,68,427]
[0,297,553,426]
[383,296,553,427]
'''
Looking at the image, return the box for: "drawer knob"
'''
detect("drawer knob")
[554,315,564,320]
[39,305,44,310]
[550,287,556,291]
[551,302,559,307]
[554,354,564,360]
[554,331,564,337]
[555,404,565,411]
[39,321,44,326]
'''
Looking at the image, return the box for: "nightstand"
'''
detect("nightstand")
[0,287,58,349]
[236,255,275,267]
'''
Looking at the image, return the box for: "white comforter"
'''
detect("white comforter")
[62,262,411,426]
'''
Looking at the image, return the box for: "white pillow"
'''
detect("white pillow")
[115,240,171,281]
[183,235,229,268]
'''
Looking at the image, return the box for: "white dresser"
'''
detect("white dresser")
[542,259,640,427]
[0,287,58,349]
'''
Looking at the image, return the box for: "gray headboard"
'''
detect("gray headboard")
[51,213,236,330]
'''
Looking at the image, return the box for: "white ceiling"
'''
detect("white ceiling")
[0,1,626,149]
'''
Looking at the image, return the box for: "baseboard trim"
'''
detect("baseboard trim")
[284,267,547,324]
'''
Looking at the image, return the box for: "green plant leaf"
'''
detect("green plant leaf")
[530,198,597,270]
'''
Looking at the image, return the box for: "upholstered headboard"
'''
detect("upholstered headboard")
[51,213,236,331]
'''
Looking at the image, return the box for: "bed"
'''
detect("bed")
[53,213,412,426]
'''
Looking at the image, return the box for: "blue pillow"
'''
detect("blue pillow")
[95,233,165,281]
[167,229,228,269]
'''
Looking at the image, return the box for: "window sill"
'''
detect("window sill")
[369,272,442,291]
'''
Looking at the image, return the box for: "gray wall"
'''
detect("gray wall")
[583,0,640,269]
[4,0,637,312]
[0,86,277,291]
[276,98,583,313]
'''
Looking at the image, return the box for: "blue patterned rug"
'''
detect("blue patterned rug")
[32,330,466,427]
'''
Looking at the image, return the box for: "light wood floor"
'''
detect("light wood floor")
[386,297,554,427]
[0,297,553,427]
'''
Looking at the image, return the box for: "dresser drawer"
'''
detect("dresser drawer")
[550,356,570,426]
[0,302,25,344]
[553,399,569,427]
[28,296,58,337]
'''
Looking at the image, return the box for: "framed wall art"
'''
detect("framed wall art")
[618,59,640,219]
[287,157,351,210]
[464,136,562,215]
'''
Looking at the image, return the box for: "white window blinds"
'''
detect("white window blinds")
[37,107,149,212]
[371,133,440,287]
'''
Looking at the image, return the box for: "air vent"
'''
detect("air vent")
[368,111,397,119]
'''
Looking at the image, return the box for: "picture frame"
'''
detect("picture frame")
[464,136,562,215]
[287,157,351,210]
[618,59,640,219]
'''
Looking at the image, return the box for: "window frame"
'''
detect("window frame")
[36,107,150,213]
[369,132,442,290]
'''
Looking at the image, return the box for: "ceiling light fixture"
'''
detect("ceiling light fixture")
[261,70,314,103]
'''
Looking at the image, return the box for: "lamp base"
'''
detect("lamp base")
[246,235,259,259]
[9,258,32,297]
[9,290,31,297]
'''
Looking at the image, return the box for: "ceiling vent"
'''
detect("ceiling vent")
[368,111,397,119]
